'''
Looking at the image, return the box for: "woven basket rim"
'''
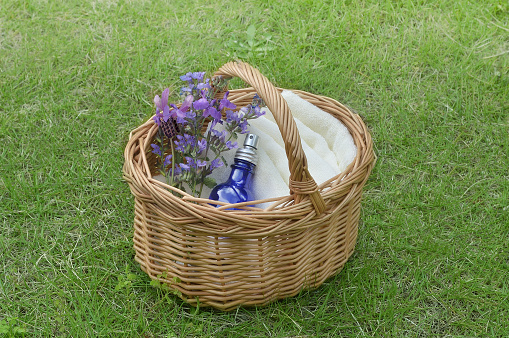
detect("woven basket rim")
[123,92,374,235]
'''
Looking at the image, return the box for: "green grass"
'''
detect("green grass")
[1,0,508,336]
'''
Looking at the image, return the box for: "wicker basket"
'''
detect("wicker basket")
[123,62,375,311]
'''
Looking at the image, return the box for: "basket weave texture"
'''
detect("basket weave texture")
[123,62,375,311]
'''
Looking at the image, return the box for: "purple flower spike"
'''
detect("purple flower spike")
[226,110,240,123]
[184,134,195,144]
[197,139,207,153]
[196,159,207,168]
[254,106,265,117]
[180,95,194,113]
[192,72,206,81]
[151,144,162,156]
[193,97,209,110]
[219,91,237,111]
[225,140,238,150]
[211,129,226,142]
[180,72,193,82]
[197,81,210,90]
[210,158,223,170]
[175,111,187,124]
[172,166,182,176]
[205,106,221,120]
[239,120,249,134]
[174,138,185,152]
[154,88,170,111]
[154,88,171,125]
[162,105,171,122]
[174,134,195,152]
[163,155,172,166]
[153,112,163,126]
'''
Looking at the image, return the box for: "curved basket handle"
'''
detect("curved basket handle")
[214,62,326,214]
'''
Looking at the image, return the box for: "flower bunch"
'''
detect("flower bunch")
[151,72,265,197]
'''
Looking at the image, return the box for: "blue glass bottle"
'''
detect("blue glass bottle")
[209,134,259,209]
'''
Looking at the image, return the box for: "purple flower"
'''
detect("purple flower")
[186,109,196,120]
[204,106,221,120]
[184,134,195,143]
[174,143,185,152]
[154,89,171,123]
[238,104,265,121]
[199,88,210,98]
[225,140,238,150]
[226,110,240,123]
[210,158,223,170]
[193,97,209,110]
[180,72,193,82]
[182,156,203,170]
[174,135,185,152]
[153,88,171,125]
[182,157,206,169]
[179,162,190,171]
[151,144,162,156]
[154,88,169,111]
[168,166,182,176]
[180,72,205,85]
[197,81,210,90]
[180,95,194,113]
[174,134,196,152]
[171,95,193,124]
[191,72,206,81]
[197,139,207,153]
[162,109,171,122]
[252,94,264,107]
[163,155,172,167]
[153,111,163,126]
[173,109,187,124]
[211,128,227,142]
[253,105,265,118]
[239,120,249,134]
[219,91,236,111]
[196,159,207,168]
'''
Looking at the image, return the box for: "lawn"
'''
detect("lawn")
[1,0,508,336]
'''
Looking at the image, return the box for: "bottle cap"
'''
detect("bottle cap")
[235,134,260,165]
[243,133,259,149]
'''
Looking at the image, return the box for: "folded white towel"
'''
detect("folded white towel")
[156,90,357,209]
[281,90,357,172]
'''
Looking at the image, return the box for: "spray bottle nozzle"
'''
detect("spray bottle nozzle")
[235,133,260,165]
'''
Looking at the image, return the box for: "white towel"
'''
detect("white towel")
[282,90,357,172]
[156,90,357,209]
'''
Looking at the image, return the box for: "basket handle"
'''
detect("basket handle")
[213,62,326,214]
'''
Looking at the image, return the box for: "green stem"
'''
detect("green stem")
[169,141,175,186]
[158,127,166,175]
[198,170,206,198]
